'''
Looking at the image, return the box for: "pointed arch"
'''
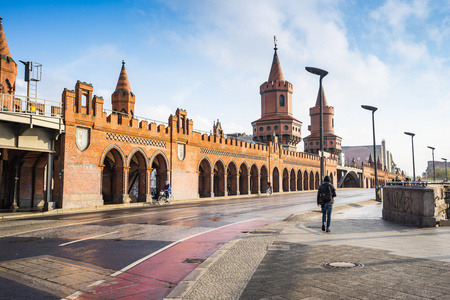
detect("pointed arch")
[260,165,269,193]
[127,147,149,169]
[297,169,303,191]
[128,147,149,202]
[250,164,259,194]
[99,143,126,168]
[282,168,289,192]
[239,162,249,195]
[213,159,225,197]
[290,169,296,191]
[273,167,280,193]
[226,160,238,196]
[100,144,126,204]
[304,170,309,190]
[198,157,212,197]
[149,150,169,170]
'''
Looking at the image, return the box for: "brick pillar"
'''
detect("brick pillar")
[257,175,261,195]
[143,168,152,202]
[224,174,229,196]
[237,174,240,195]
[210,172,214,197]
[123,166,132,203]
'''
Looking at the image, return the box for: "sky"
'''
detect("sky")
[2,0,450,178]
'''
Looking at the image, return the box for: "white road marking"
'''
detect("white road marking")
[87,279,105,287]
[62,290,83,299]
[58,231,119,247]
[112,218,259,275]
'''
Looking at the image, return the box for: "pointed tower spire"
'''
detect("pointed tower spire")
[315,86,328,107]
[0,17,17,95]
[268,36,284,81]
[0,17,11,58]
[112,60,135,114]
[252,37,302,151]
[115,60,132,93]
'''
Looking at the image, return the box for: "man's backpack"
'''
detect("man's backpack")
[321,184,333,202]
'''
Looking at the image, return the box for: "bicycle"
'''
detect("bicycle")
[157,191,174,205]
[266,186,273,196]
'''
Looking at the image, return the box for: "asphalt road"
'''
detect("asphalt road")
[0,188,374,299]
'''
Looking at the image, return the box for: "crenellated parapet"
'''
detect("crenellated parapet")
[259,80,293,94]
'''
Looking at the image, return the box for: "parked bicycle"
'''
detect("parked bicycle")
[157,190,174,205]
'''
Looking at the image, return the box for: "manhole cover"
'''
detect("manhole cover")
[321,261,364,269]
[182,258,205,264]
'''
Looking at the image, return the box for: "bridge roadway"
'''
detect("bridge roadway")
[0,188,373,299]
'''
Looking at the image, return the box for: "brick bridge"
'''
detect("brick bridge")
[0,83,397,210]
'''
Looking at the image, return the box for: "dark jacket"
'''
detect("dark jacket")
[317,182,337,205]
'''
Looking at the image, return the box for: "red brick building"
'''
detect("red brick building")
[4,17,399,211]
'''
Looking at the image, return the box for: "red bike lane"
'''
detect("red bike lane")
[75,220,271,300]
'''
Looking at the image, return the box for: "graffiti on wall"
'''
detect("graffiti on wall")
[385,189,412,213]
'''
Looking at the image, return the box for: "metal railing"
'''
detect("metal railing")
[102,108,169,127]
[0,93,63,118]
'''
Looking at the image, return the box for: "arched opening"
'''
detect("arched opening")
[283,168,289,192]
[342,171,360,188]
[198,159,212,197]
[239,164,248,195]
[250,165,259,194]
[304,170,309,191]
[273,167,280,193]
[102,148,124,204]
[290,169,296,191]
[297,170,303,191]
[214,160,225,197]
[279,94,285,107]
[128,151,147,202]
[260,165,268,193]
[151,154,168,198]
[309,171,314,190]
[315,172,320,189]
[227,162,237,196]
[329,173,334,186]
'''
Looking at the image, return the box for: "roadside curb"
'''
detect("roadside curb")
[166,198,380,300]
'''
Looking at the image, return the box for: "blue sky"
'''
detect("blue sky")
[3,0,450,178]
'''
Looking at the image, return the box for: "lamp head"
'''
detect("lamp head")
[442,158,447,162]
[361,105,378,112]
[427,146,435,150]
[305,67,328,78]
[404,132,415,137]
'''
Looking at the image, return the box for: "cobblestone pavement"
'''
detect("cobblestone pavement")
[168,200,450,300]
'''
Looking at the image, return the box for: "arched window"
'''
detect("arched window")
[279,95,285,107]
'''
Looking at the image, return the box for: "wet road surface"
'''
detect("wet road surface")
[0,189,373,299]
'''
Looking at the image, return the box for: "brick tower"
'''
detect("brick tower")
[303,87,342,155]
[112,60,135,115]
[251,39,302,151]
[0,17,17,95]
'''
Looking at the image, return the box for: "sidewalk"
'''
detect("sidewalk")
[167,200,450,300]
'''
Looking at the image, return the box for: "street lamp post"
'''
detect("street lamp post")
[404,132,416,182]
[428,146,435,181]
[306,67,328,184]
[361,105,380,201]
[442,158,447,182]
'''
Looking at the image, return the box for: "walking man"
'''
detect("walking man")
[317,175,337,232]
